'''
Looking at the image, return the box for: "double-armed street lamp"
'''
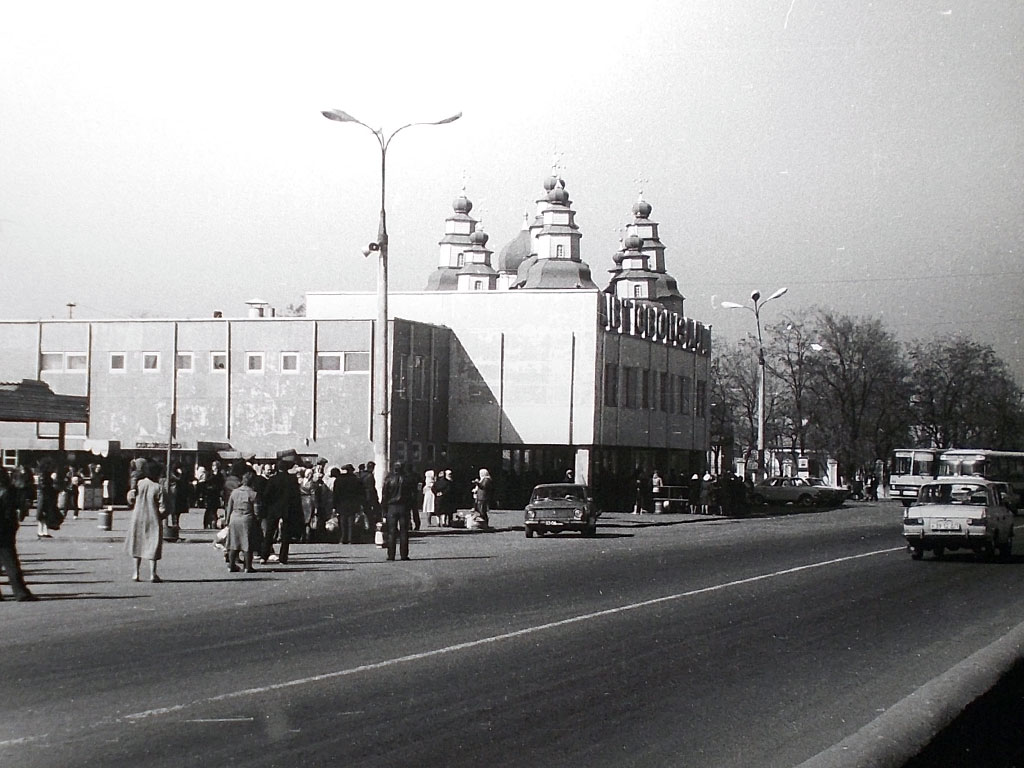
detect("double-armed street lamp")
[321,107,461,490]
[721,287,788,480]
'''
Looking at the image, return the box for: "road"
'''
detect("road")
[2,502,1024,767]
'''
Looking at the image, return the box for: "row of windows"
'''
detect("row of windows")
[603,364,708,416]
[40,351,370,375]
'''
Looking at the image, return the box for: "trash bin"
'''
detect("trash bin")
[97,507,113,531]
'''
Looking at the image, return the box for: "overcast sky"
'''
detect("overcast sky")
[1,1,1021,381]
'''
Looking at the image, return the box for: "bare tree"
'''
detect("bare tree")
[803,309,911,480]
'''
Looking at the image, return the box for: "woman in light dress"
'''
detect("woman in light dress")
[422,470,436,526]
[124,460,166,583]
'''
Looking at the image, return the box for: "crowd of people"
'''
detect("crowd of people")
[134,457,493,575]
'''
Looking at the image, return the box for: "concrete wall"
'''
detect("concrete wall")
[0,317,449,466]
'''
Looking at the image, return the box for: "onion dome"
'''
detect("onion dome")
[453,193,473,215]
[497,215,533,273]
[632,194,653,219]
[543,175,560,192]
[624,233,643,251]
[470,228,489,247]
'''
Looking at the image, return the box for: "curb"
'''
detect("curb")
[795,619,1024,768]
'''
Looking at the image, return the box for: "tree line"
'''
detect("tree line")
[711,307,1024,479]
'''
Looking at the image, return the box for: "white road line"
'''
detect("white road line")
[120,547,902,723]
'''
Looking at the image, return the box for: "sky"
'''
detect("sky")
[1,1,1022,382]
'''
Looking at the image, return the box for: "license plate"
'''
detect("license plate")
[932,520,961,532]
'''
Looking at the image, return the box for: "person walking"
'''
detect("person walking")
[0,468,38,601]
[380,462,414,561]
[260,459,303,565]
[361,461,381,527]
[125,460,166,583]
[225,470,261,573]
[421,469,437,526]
[36,464,60,538]
[472,468,493,529]
[332,464,364,544]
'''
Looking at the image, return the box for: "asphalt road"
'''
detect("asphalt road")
[3,502,1024,767]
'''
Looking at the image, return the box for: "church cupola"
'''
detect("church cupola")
[425,188,479,290]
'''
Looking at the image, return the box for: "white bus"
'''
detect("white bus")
[938,449,1024,501]
[889,448,941,506]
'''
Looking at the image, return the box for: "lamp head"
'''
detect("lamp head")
[767,286,789,301]
[750,290,761,303]
[361,242,380,258]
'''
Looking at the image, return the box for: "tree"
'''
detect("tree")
[712,338,787,476]
[803,309,912,480]
[907,335,1024,449]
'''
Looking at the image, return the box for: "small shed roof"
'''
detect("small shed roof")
[0,379,89,423]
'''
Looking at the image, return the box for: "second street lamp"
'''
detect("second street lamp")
[721,286,788,480]
[322,107,462,492]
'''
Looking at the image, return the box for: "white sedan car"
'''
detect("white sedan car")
[903,478,1014,560]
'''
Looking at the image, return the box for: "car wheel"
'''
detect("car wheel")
[797,494,814,507]
[933,545,945,560]
[751,494,766,506]
[525,526,534,538]
[582,524,596,537]
[980,539,996,561]
[910,544,924,560]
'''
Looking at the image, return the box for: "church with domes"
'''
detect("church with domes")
[423,173,685,310]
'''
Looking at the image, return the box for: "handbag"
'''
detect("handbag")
[374,521,385,546]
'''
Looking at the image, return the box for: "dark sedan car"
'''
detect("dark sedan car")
[524,483,599,537]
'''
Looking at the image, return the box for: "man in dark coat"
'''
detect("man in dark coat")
[361,460,381,526]
[380,462,414,561]
[332,464,365,544]
[432,468,457,526]
[259,460,303,565]
[202,461,226,529]
[0,468,38,601]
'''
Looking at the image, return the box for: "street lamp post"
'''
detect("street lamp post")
[721,287,788,480]
[321,108,461,491]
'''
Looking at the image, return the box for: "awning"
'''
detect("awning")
[0,379,88,423]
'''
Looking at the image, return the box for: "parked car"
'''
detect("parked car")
[903,478,1014,560]
[524,483,599,537]
[749,476,847,507]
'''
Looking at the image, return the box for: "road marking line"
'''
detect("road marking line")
[120,547,903,723]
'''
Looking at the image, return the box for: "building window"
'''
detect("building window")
[659,372,669,412]
[66,354,88,371]
[456,252,465,267]
[2,449,17,468]
[634,285,642,298]
[211,352,227,371]
[317,352,370,373]
[281,352,299,373]
[143,353,160,372]
[603,363,618,407]
[556,244,564,258]
[696,381,707,418]
[245,352,264,373]
[474,280,483,291]
[344,352,370,373]
[40,353,64,371]
[397,355,409,399]
[641,370,651,409]
[623,367,638,409]
[110,353,126,372]
[175,353,193,372]
[317,353,341,372]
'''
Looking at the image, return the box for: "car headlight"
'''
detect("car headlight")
[525,509,536,520]
[903,518,923,526]
[573,509,584,520]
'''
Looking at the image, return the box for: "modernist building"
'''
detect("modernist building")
[0,173,712,509]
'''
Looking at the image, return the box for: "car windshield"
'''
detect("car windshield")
[805,478,826,487]
[918,483,989,506]
[531,485,586,502]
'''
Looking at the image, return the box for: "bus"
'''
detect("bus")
[938,449,1024,501]
[889,448,941,506]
